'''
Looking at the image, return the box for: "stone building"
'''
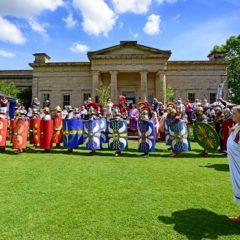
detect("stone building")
[0,41,228,107]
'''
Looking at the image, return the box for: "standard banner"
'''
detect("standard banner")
[40,120,53,149]
[29,118,41,145]
[84,119,101,150]
[63,119,83,148]
[52,117,63,144]
[12,121,28,149]
[108,119,128,151]
[0,119,8,147]
[138,119,156,152]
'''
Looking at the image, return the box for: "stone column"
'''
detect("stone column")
[91,71,100,100]
[110,71,118,103]
[156,71,167,105]
[140,71,148,101]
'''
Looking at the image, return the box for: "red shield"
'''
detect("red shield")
[9,120,16,143]
[40,120,53,149]
[0,119,8,147]
[12,121,28,149]
[29,118,41,145]
[52,117,63,144]
[222,119,234,151]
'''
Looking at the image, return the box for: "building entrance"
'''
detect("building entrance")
[122,91,135,106]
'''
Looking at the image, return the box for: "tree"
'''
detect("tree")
[0,80,19,98]
[209,35,240,104]
[17,87,32,108]
[96,85,111,106]
[166,84,176,103]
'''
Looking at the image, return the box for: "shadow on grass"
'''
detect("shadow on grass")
[200,163,229,172]
[158,208,240,240]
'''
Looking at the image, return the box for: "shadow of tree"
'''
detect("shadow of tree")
[158,208,240,240]
[200,163,229,172]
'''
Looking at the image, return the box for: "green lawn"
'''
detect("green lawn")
[0,142,240,240]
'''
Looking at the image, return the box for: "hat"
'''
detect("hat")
[43,107,50,113]
[55,106,62,112]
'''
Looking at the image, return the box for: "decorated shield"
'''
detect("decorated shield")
[0,119,7,147]
[12,120,28,149]
[9,120,16,143]
[169,120,189,153]
[100,118,108,145]
[222,119,234,151]
[138,119,155,152]
[63,119,83,148]
[29,118,41,145]
[84,119,101,150]
[40,120,53,149]
[52,117,63,144]
[108,119,128,151]
[193,122,220,152]
[164,117,173,145]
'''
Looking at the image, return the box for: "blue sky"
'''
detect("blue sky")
[0,0,239,70]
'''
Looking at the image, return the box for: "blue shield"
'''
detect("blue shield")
[169,120,189,153]
[108,119,128,150]
[138,119,156,152]
[84,119,101,150]
[100,118,108,145]
[63,119,83,148]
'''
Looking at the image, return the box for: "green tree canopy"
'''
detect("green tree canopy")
[210,35,240,104]
[0,80,19,98]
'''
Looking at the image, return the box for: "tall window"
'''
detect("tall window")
[188,93,195,103]
[63,94,70,107]
[210,93,216,103]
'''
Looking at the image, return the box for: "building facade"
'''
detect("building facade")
[0,41,228,107]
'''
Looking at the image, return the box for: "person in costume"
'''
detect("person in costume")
[129,104,139,132]
[214,106,224,152]
[137,102,155,157]
[108,104,128,157]
[227,106,240,222]
[63,105,83,153]
[118,95,128,120]
[0,108,8,152]
[169,109,189,157]
[52,106,63,148]
[40,107,53,152]
[12,109,28,154]
[29,108,41,148]
[84,102,102,155]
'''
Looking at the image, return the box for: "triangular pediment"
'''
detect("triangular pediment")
[87,41,171,59]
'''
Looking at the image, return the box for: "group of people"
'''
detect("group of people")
[0,95,236,158]
[1,94,240,221]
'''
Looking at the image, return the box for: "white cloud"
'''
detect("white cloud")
[0,0,64,18]
[28,19,48,37]
[129,29,139,38]
[0,16,26,44]
[72,0,117,37]
[112,0,152,14]
[143,14,161,35]
[70,42,90,53]
[62,13,77,29]
[0,50,15,58]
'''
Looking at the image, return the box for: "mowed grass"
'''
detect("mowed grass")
[1,141,240,240]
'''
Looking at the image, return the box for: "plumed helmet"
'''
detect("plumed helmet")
[55,106,62,113]
[112,104,121,117]
[43,107,50,113]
